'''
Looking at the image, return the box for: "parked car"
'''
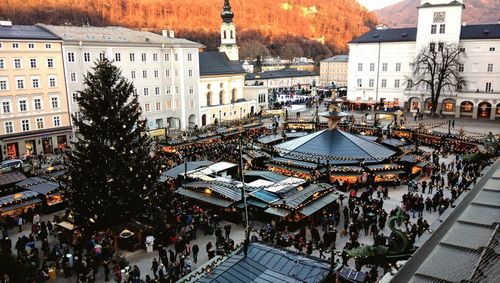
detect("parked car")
[0,159,23,170]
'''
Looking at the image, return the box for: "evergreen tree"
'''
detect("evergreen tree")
[65,59,162,231]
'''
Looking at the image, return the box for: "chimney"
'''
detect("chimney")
[0,20,13,27]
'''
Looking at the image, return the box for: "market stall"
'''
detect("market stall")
[366,163,406,184]
[329,166,365,186]
[0,191,41,217]
[16,177,64,210]
[266,157,322,181]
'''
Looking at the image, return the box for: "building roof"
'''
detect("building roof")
[193,243,332,283]
[38,24,202,47]
[321,55,349,63]
[0,25,60,40]
[199,52,246,76]
[0,171,27,186]
[392,159,500,282]
[350,23,500,44]
[275,129,396,161]
[245,68,318,80]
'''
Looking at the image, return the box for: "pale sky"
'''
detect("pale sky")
[357,0,406,11]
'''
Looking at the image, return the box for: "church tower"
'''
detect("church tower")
[415,0,464,51]
[218,0,239,61]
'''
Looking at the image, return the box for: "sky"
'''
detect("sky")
[357,0,406,10]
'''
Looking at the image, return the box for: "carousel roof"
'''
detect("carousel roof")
[274,129,396,161]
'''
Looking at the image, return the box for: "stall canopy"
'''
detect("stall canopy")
[0,191,41,213]
[0,172,26,187]
[299,192,339,216]
[159,161,213,182]
[249,190,280,204]
[176,187,233,208]
[245,171,289,183]
[183,181,242,202]
[264,207,291,217]
[16,177,61,194]
[257,134,284,145]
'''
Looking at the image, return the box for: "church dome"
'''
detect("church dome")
[221,0,234,23]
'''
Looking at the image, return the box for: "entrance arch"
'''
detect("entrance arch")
[460,101,474,117]
[188,114,196,129]
[408,97,420,112]
[441,98,456,114]
[250,106,255,115]
[201,114,207,126]
[219,90,225,105]
[478,102,491,119]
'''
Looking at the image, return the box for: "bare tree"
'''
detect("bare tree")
[407,41,466,116]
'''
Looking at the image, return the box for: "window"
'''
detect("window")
[368,79,374,88]
[165,53,170,61]
[189,100,195,109]
[395,63,401,72]
[175,86,179,94]
[34,98,42,110]
[155,86,160,95]
[68,52,75,62]
[175,69,178,77]
[430,43,436,52]
[409,62,415,70]
[459,47,465,52]
[99,52,106,61]
[394,79,400,88]
[189,85,194,94]
[439,24,445,34]
[70,72,77,82]
[438,42,444,51]
[131,71,136,79]
[31,77,40,88]
[487,64,493,72]
[16,78,25,89]
[357,63,363,72]
[143,88,149,96]
[166,101,172,110]
[47,58,54,68]
[71,93,78,104]
[84,52,91,62]
[382,63,387,72]
[490,47,496,52]
[166,86,171,94]
[155,102,161,111]
[13,58,22,69]
[4,121,13,134]
[45,43,51,49]
[486,82,492,92]
[369,63,375,72]
[51,97,59,109]
[431,25,436,34]
[381,79,387,88]
[165,69,170,78]
[142,70,147,78]
[130,53,135,62]
[19,100,27,112]
[28,43,35,49]
[406,80,413,89]
[174,54,178,61]
[115,53,121,62]
[187,53,192,61]
[144,103,150,112]
[12,43,19,49]
[153,53,158,61]
[0,79,8,91]
[0,59,4,69]
[48,77,56,88]
[458,63,464,72]
[21,119,30,131]
[141,53,146,62]
[53,116,61,127]
[29,58,38,69]
[154,70,159,78]
[357,79,362,87]
[36,118,44,129]
[188,69,193,77]
[2,101,10,113]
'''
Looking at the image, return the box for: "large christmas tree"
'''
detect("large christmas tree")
[65,59,162,231]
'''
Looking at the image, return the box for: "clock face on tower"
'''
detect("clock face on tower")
[433,12,446,23]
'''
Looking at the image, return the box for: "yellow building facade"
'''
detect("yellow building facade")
[0,23,71,159]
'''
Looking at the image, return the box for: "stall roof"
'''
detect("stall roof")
[16,176,47,188]
[283,184,330,209]
[365,163,402,171]
[399,155,417,163]
[264,207,291,217]
[25,181,60,195]
[0,171,26,186]
[159,161,214,181]
[201,162,237,174]
[246,179,275,188]
[265,177,306,193]
[193,243,331,283]
[176,187,233,208]
[236,199,268,209]
[330,166,364,172]
[0,190,40,207]
[257,134,284,145]
[271,157,318,169]
[250,190,280,204]
[285,131,309,138]
[382,138,407,148]
[184,181,242,202]
[0,198,41,212]
[299,192,339,216]
[244,171,289,183]
[374,170,406,176]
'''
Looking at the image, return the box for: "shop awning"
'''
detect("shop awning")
[264,207,291,217]
[236,199,268,209]
[176,187,233,208]
[0,198,41,213]
[298,192,339,216]
[375,170,406,176]
[0,172,26,186]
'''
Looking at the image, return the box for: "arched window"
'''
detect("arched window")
[219,91,225,105]
[231,88,237,103]
[223,30,227,39]
[207,92,212,106]
[230,30,234,39]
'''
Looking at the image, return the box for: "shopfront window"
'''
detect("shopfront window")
[461,101,473,112]
[42,138,53,154]
[25,140,36,157]
[57,135,67,152]
[7,143,18,159]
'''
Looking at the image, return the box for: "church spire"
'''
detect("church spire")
[221,0,234,23]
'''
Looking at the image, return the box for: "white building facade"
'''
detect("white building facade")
[39,25,203,130]
[347,0,500,120]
